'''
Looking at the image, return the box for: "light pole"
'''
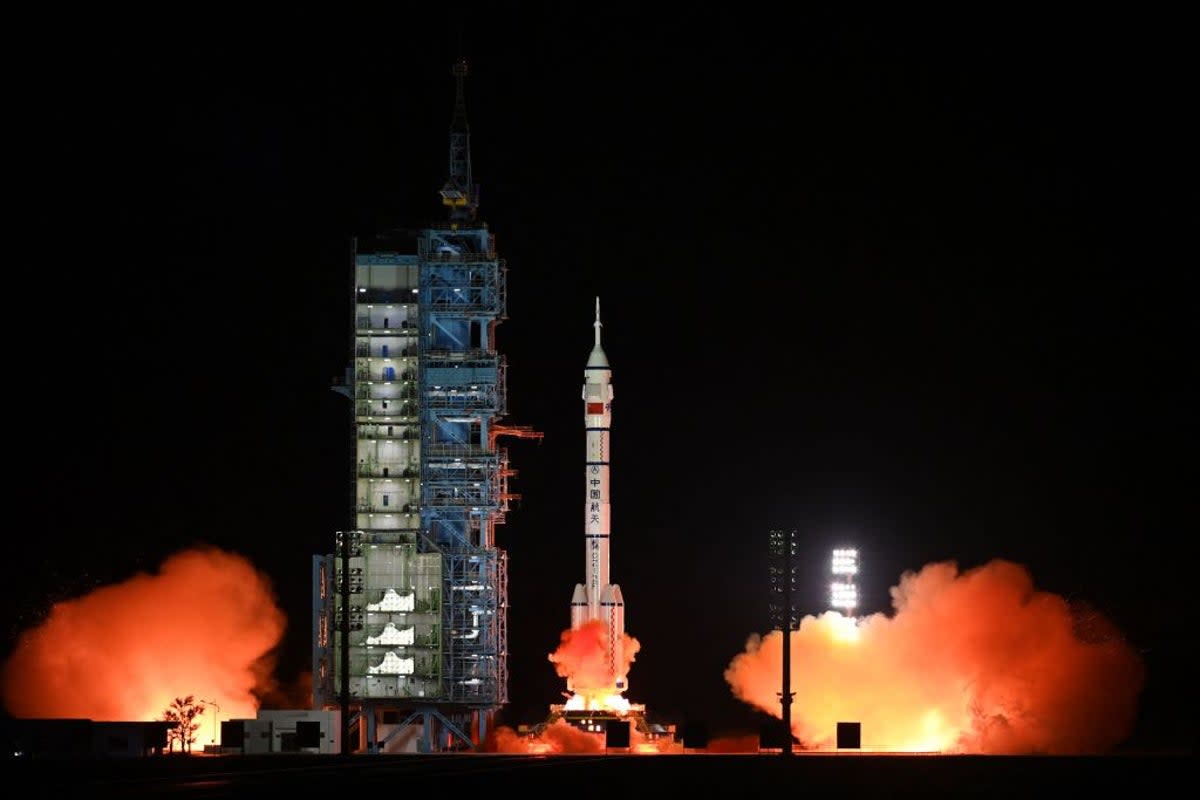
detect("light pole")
[768,529,797,756]
[201,699,220,745]
[831,548,858,615]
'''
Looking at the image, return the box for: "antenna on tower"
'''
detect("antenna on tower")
[439,57,477,221]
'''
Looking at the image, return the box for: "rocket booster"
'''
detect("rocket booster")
[570,297,627,691]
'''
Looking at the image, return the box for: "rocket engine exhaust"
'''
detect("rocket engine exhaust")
[2,546,291,733]
[725,558,1146,753]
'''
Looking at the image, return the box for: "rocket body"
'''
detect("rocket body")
[570,298,627,691]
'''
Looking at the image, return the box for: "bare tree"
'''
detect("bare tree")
[162,695,206,753]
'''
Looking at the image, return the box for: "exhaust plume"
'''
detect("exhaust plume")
[488,718,606,754]
[725,559,1145,753]
[486,718,679,754]
[485,621,661,753]
[2,546,287,730]
[548,619,641,710]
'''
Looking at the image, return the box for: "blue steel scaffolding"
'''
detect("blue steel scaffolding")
[313,59,525,753]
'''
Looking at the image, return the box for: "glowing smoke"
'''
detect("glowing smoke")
[488,718,607,754]
[2,546,288,730]
[547,619,641,710]
[487,718,681,754]
[704,733,761,753]
[484,620,655,753]
[724,559,1145,754]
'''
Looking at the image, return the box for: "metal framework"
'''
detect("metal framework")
[768,529,799,756]
[313,60,526,754]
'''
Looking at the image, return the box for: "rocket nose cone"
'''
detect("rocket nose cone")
[586,347,609,368]
[610,584,624,603]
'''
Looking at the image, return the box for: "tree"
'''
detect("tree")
[162,695,206,753]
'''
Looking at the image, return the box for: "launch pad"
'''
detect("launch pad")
[531,702,677,750]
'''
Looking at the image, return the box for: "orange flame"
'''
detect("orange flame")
[485,718,680,754]
[484,618,666,754]
[488,719,606,754]
[704,733,761,753]
[547,619,641,713]
[724,559,1146,754]
[2,546,288,743]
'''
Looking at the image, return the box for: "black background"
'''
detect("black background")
[7,5,1192,750]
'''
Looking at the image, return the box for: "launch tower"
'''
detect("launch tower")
[313,60,537,753]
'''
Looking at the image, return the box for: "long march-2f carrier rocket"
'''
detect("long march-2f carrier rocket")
[570,297,627,693]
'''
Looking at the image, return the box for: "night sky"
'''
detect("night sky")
[8,7,1192,750]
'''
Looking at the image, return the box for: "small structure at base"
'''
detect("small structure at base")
[2,718,174,758]
[836,721,862,750]
[222,710,340,754]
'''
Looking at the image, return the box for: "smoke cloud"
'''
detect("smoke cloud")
[487,718,606,754]
[704,733,761,753]
[547,619,641,697]
[2,546,287,728]
[724,559,1145,754]
[486,718,681,754]
[484,620,660,753]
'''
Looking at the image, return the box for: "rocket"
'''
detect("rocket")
[570,297,627,692]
